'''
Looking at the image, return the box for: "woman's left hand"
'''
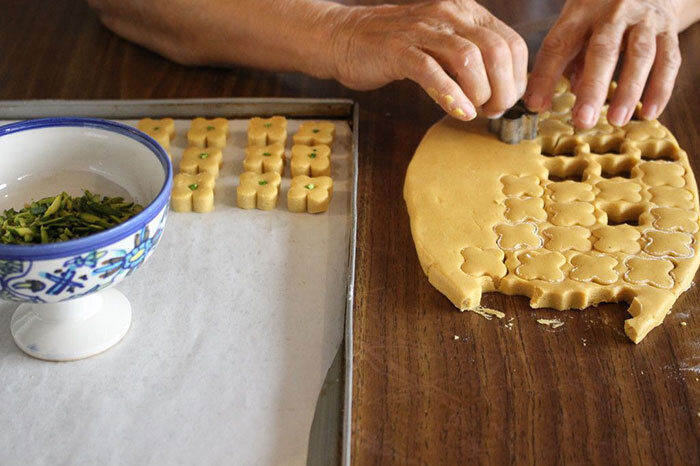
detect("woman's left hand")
[525,0,687,129]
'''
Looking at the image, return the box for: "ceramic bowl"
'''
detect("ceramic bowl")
[0,118,172,361]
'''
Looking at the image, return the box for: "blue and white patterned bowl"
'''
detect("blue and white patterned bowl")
[0,118,172,304]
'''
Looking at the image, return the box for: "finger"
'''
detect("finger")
[417,32,492,107]
[525,19,587,112]
[565,49,586,94]
[486,17,529,99]
[571,21,626,129]
[396,46,477,120]
[463,26,517,117]
[641,32,681,120]
[607,23,656,126]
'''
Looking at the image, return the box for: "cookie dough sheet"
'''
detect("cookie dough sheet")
[0,118,353,465]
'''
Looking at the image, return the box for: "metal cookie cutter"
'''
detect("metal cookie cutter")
[488,100,539,144]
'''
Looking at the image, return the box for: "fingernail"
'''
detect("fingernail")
[608,105,627,127]
[486,110,505,119]
[528,93,544,111]
[642,104,658,121]
[452,107,476,121]
[575,104,596,127]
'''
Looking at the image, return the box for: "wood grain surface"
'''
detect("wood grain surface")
[1,1,698,464]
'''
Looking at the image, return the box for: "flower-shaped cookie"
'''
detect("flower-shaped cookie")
[591,225,641,254]
[542,226,592,252]
[569,253,619,285]
[643,230,693,258]
[179,147,223,178]
[548,181,594,202]
[625,257,674,289]
[460,247,507,280]
[288,175,334,214]
[538,118,574,154]
[640,161,685,188]
[248,116,287,146]
[595,179,642,202]
[494,223,541,250]
[187,117,229,148]
[171,173,216,213]
[504,198,546,223]
[625,120,670,141]
[290,144,332,177]
[651,207,699,233]
[243,143,286,175]
[649,186,694,209]
[548,202,596,226]
[501,175,543,197]
[516,250,566,282]
[236,172,282,211]
[293,121,335,146]
[138,118,175,151]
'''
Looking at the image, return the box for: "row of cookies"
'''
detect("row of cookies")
[139,117,227,213]
[238,117,335,213]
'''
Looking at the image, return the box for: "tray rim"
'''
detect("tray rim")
[0,97,358,466]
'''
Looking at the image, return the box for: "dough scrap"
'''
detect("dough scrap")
[404,77,700,343]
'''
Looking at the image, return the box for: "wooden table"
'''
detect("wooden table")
[2,1,699,464]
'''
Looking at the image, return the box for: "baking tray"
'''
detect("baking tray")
[0,98,358,465]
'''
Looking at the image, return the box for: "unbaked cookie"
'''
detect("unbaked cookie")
[293,121,335,146]
[248,116,287,147]
[171,172,216,213]
[180,146,223,178]
[290,144,331,177]
[243,143,286,175]
[187,117,229,148]
[236,171,282,210]
[138,118,175,151]
[404,77,699,343]
[288,175,333,213]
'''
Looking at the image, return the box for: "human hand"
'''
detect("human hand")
[329,0,528,120]
[526,0,686,129]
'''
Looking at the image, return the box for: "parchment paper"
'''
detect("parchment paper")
[0,119,352,465]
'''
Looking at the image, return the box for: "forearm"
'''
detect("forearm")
[87,0,346,78]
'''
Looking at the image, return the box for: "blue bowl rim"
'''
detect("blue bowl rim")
[0,117,173,261]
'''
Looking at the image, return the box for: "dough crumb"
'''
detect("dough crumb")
[582,338,587,346]
[454,335,460,340]
[537,318,565,329]
[505,317,515,330]
[680,321,688,326]
[468,306,506,320]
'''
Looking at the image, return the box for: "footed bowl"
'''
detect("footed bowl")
[0,118,172,360]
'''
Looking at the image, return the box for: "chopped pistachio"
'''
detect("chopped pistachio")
[258,180,268,186]
[188,183,199,191]
[305,184,315,190]
[199,152,209,159]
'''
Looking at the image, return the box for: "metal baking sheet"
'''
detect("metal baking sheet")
[0,98,358,465]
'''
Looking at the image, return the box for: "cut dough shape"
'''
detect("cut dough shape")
[236,171,282,211]
[293,121,335,146]
[243,143,286,175]
[248,116,287,147]
[180,146,223,178]
[404,77,700,343]
[138,118,175,151]
[171,173,215,213]
[290,144,332,177]
[187,117,229,148]
[287,175,333,213]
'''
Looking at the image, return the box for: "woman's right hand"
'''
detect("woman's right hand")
[327,0,528,120]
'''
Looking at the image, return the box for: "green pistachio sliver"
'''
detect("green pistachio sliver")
[43,194,62,217]
[263,152,271,156]
[206,125,215,131]
[264,123,272,128]
[259,180,268,186]
[305,184,315,190]
[189,183,199,191]
[312,129,320,133]
[199,152,209,159]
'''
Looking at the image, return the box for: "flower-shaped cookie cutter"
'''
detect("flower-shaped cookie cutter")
[488,100,539,144]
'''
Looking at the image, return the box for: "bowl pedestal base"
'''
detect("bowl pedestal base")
[10,289,132,361]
